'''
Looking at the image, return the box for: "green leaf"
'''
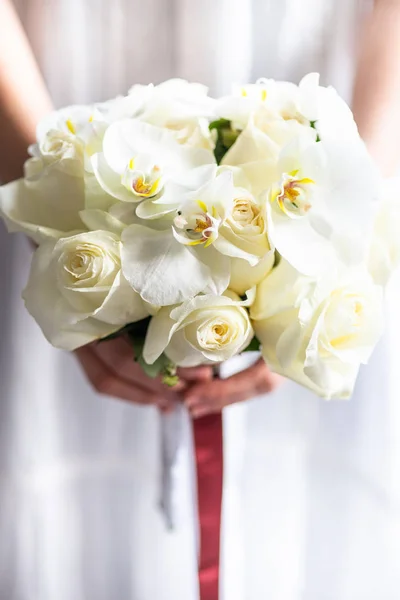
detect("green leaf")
[98,324,134,343]
[214,137,228,165]
[273,251,281,268]
[139,353,179,386]
[243,336,261,352]
[309,120,321,142]
[98,316,180,386]
[161,362,179,387]
[98,317,152,344]
[126,329,179,386]
[127,330,145,360]
[140,354,168,379]
[209,118,231,131]
[209,118,239,164]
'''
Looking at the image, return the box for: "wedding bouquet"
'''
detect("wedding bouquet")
[1,74,398,399]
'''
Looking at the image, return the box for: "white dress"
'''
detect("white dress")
[2,1,400,599]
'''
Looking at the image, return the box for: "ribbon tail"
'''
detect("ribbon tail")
[193,413,224,600]
[159,405,185,530]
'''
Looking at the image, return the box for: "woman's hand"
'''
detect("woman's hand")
[75,336,213,411]
[184,359,283,419]
[75,338,280,417]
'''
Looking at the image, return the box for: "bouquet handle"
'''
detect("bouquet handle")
[159,367,224,600]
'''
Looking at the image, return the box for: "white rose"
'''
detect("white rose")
[368,178,400,286]
[130,79,215,134]
[129,80,216,150]
[229,254,274,296]
[223,192,274,293]
[158,116,214,150]
[23,231,149,351]
[0,161,85,243]
[143,292,254,367]
[251,260,384,399]
[31,105,109,175]
[36,129,84,168]
[172,170,273,264]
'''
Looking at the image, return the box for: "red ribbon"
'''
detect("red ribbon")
[193,414,224,600]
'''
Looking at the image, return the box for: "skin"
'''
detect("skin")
[0,0,52,180]
[352,0,400,177]
[1,0,399,417]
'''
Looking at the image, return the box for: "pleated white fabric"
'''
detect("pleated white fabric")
[2,0,400,598]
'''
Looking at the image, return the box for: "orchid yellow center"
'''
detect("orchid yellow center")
[194,216,211,233]
[122,157,163,199]
[66,119,76,135]
[132,175,161,197]
[274,171,315,218]
[174,200,219,248]
[240,87,267,102]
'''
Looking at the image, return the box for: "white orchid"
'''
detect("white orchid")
[120,221,230,307]
[265,136,379,276]
[225,128,379,277]
[172,170,234,248]
[91,119,215,212]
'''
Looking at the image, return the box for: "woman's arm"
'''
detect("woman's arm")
[352,0,400,176]
[0,0,52,182]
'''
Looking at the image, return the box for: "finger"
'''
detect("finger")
[94,338,186,400]
[94,338,180,399]
[191,405,213,419]
[185,360,282,415]
[177,366,214,382]
[76,345,168,407]
[168,379,188,392]
[185,377,245,415]
[93,337,157,388]
[159,402,176,414]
